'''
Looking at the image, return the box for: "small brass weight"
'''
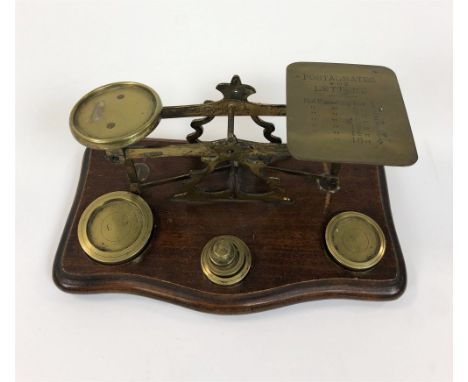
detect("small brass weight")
[201,236,252,285]
[67,62,418,291]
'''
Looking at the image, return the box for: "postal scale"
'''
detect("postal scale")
[53,62,418,313]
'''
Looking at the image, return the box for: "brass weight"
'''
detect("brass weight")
[325,211,386,270]
[201,235,252,285]
[77,191,153,264]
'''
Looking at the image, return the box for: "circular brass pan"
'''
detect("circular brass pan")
[201,235,252,286]
[325,211,386,270]
[78,191,153,264]
[70,82,162,150]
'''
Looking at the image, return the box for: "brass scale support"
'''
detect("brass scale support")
[105,75,341,202]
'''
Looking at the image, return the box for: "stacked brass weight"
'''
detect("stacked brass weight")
[68,62,419,277]
[200,236,252,285]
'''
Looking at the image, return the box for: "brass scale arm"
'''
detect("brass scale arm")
[111,76,341,202]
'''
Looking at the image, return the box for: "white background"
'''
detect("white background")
[16,1,452,381]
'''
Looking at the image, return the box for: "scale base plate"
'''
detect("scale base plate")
[53,139,406,314]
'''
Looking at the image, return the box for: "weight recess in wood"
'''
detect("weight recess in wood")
[53,139,407,314]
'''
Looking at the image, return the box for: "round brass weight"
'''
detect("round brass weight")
[325,211,386,270]
[70,81,162,150]
[78,191,153,264]
[201,235,252,286]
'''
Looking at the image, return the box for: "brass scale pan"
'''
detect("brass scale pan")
[69,63,417,271]
[71,82,160,264]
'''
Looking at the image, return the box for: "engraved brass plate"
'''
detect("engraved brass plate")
[201,235,252,285]
[78,191,153,264]
[325,211,386,270]
[70,82,162,150]
[287,62,417,166]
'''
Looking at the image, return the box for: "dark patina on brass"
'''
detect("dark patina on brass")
[68,63,418,277]
[70,75,344,203]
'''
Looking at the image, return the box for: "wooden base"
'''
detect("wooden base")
[53,139,406,314]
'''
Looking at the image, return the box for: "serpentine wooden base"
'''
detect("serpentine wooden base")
[53,139,406,314]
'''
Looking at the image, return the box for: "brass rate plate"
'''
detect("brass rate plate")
[70,81,162,150]
[78,191,153,264]
[325,211,386,270]
[287,62,418,166]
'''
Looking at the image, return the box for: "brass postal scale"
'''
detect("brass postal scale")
[54,62,418,313]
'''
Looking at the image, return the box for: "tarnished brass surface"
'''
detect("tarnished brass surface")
[325,211,386,270]
[78,191,153,264]
[70,82,162,150]
[126,140,289,160]
[287,62,417,166]
[68,70,418,203]
[201,235,252,285]
[127,139,294,202]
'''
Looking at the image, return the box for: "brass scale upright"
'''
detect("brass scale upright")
[54,62,418,313]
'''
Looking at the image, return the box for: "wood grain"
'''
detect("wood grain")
[53,139,406,314]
